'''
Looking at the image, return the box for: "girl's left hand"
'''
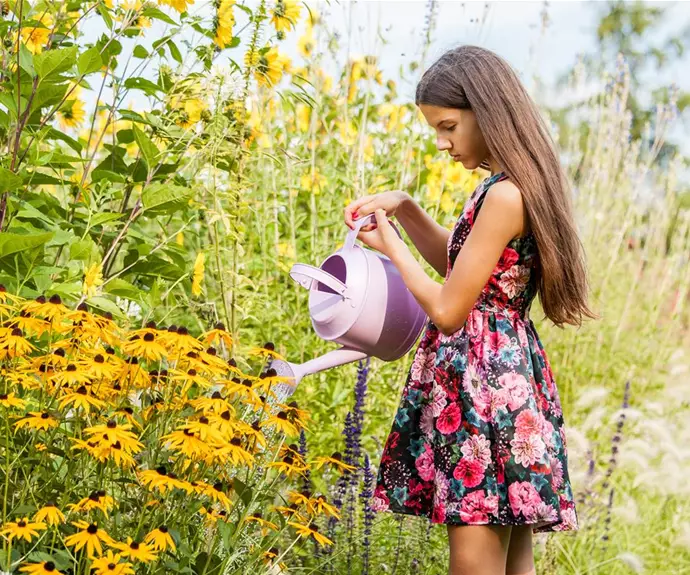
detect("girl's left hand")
[355,209,405,258]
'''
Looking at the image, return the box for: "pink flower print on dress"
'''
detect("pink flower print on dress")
[428,382,448,417]
[436,402,462,435]
[551,458,564,491]
[489,387,510,418]
[534,501,560,525]
[415,444,436,481]
[434,470,450,502]
[510,433,546,467]
[411,347,436,385]
[500,372,530,412]
[420,404,436,439]
[453,458,485,488]
[459,490,499,523]
[488,329,512,355]
[461,362,485,400]
[497,246,519,270]
[514,409,543,440]
[508,481,542,519]
[472,385,493,423]
[498,265,531,298]
[460,434,493,469]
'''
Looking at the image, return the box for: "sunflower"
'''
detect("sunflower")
[213,0,235,48]
[90,550,135,575]
[33,503,66,526]
[143,525,176,553]
[246,46,291,88]
[287,520,333,547]
[270,0,301,33]
[158,0,194,13]
[19,561,65,575]
[14,411,59,432]
[58,98,86,130]
[0,391,26,409]
[110,537,159,562]
[17,13,53,54]
[0,517,47,543]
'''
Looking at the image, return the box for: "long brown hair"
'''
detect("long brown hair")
[416,45,598,328]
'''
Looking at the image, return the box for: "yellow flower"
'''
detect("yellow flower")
[138,467,194,495]
[64,520,116,559]
[121,333,167,362]
[300,170,327,195]
[158,0,194,13]
[0,327,35,359]
[58,98,86,130]
[17,14,54,55]
[111,537,159,562]
[82,263,104,298]
[192,253,205,296]
[297,29,314,58]
[66,491,116,517]
[90,550,135,575]
[144,526,176,553]
[0,517,47,543]
[214,0,235,49]
[175,98,206,129]
[57,386,107,413]
[14,411,59,432]
[0,391,26,409]
[287,520,333,547]
[19,561,65,575]
[247,46,291,88]
[270,0,301,33]
[309,451,357,472]
[33,503,66,526]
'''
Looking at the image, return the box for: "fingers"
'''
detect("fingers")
[344,197,374,230]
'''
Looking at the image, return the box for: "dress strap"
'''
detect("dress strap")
[473,172,508,221]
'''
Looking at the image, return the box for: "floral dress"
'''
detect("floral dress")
[372,171,579,533]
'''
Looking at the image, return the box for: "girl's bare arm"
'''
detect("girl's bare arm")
[394,195,450,278]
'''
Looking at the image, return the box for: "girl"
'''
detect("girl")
[344,45,597,575]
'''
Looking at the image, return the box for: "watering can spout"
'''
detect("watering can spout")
[269,347,369,401]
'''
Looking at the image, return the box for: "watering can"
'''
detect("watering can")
[270,213,428,400]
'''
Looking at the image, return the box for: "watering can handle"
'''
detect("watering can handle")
[343,212,403,251]
[289,263,348,296]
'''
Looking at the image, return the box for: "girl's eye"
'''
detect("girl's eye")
[446,125,456,132]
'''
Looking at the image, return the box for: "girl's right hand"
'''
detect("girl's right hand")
[344,190,410,231]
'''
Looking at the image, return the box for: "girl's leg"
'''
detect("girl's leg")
[505,525,536,575]
[447,524,512,575]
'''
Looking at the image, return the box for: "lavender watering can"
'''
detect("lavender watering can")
[270,213,428,400]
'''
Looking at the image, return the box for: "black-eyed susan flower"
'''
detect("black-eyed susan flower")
[21,294,69,322]
[64,520,116,558]
[196,347,228,373]
[0,517,46,543]
[33,502,66,526]
[169,368,213,395]
[137,467,194,495]
[199,481,233,511]
[18,560,65,574]
[232,419,267,449]
[254,369,295,394]
[111,537,159,563]
[158,326,203,355]
[113,405,142,430]
[0,328,36,359]
[183,415,225,443]
[52,363,91,387]
[160,426,213,459]
[143,525,176,553]
[267,453,308,478]
[309,451,357,473]
[121,333,166,362]
[90,550,135,574]
[14,411,59,431]
[270,0,301,33]
[261,547,287,572]
[190,392,235,416]
[205,436,254,467]
[82,352,120,380]
[259,410,299,437]
[221,377,261,403]
[6,310,50,338]
[117,357,150,388]
[0,391,26,409]
[287,520,333,547]
[245,341,286,361]
[83,420,143,455]
[198,506,226,525]
[307,494,340,519]
[201,322,233,349]
[271,503,307,523]
[58,385,106,413]
[0,284,23,305]
[243,512,278,536]
[66,490,115,517]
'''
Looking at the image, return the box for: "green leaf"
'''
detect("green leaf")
[128,257,183,280]
[32,83,69,111]
[44,127,83,153]
[90,212,124,226]
[22,173,69,186]
[167,40,182,64]
[133,124,159,169]
[90,169,125,184]
[141,183,192,216]
[124,77,163,97]
[18,43,36,77]
[104,278,139,298]
[133,45,149,59]
[69,238,98,261]
[33,46,78,79]
[97,3,113,29]
[142,6,178,25]
[0,168,24,193]
[78,47,103,76]
[0,232,54,258]
[86,296,124,318]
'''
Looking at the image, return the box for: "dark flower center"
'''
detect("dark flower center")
[143,333,155,342]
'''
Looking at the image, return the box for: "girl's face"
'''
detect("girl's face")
[418,103,490,170]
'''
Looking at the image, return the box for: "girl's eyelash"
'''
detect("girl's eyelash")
[446,125,456,132]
